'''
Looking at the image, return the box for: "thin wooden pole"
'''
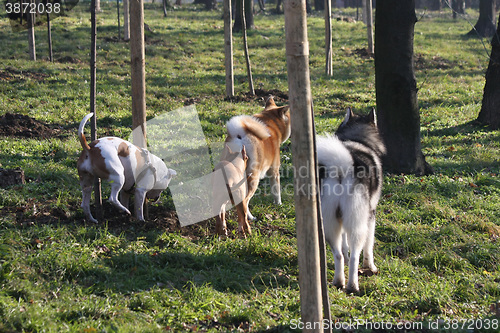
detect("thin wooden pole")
[366,0,374,54]
[27,0,36,61]
[46,1,53,62]
[130,0,148,218]
[90,0,103,220]
[224,0,234,98]
[124,0,130,41]
[284,0,323,330]
[241,0,254,95]
[117,0,121,41]
[325,0,332,75]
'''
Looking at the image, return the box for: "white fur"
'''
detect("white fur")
[77,113,176,223]
[317,134,378,293]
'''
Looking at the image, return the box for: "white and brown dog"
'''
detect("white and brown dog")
[224,96,291,223]
[212,145,250,237]
[77,113,176,223]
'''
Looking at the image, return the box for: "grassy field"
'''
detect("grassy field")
[0,3,499,332]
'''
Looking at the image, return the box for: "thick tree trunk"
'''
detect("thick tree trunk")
[468,0,496,37]
[233,0,254,32]
[477,13,500,128]
[375,0,433,175]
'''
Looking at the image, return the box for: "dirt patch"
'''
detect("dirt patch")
[9,198,293,242]
[0,67,50,82]
[415,53,457,70]
[225,88,289,104]
[0,113,67,139]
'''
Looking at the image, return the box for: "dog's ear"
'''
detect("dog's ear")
[277,105,290,119]
[368,107,377,126]
[342,107,354,125]
[264,95,277,110]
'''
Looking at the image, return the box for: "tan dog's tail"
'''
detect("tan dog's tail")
[78,113,94,151]
[227,115,270,142]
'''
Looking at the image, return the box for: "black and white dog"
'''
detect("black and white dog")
[317,108,386,293]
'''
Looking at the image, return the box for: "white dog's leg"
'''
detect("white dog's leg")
[81,184,98,224]
[134,188,148,221]
[269,166,282,205]
[342,232,349,263]
[108,174,132,216]
[344,205,369,294]
[362,210,378,274]
[120,190,131,210]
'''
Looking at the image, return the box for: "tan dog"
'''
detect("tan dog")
[224,96,291,223]
[213,145,250,237]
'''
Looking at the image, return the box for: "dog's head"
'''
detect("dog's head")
[336,107,386,156]
[261,95,291,142]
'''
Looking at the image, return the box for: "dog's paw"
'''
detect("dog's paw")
[345,283,360,295]
[247,211,257,221]
[358,267,378,277]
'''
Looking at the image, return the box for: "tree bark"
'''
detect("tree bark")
[241,0,254,95]
[224,0,234,97]
[477,12,500,128]
[124,0,130,41]
[468,0,496,37]
[284,0,323,329]
[365,0,374,54]
[27,0,36,61]
[325,0,333,75]
[233,0,254,32]
[375,0,433,175]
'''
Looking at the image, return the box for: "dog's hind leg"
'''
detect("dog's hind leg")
[361,210,378,275]
[108,174,132,216]
[344,205,370,294]
[80,173,98,223]
[245,176,260,221]
[268,164,282,205]
[236,200,251,238]
[215,204,228,236]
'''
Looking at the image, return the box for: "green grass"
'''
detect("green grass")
[0,3,499,332]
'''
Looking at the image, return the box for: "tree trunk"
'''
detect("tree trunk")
[234,0,254,32]
[90,0,103,220]
[366,0,374,54]
[241,0,254,95]
[325,0,333,75]
[284,0,323,328]
[27,0,36,61]
[124,0,130,40]
[477,13,500,128]
[468,0,496,37]
[375,0,433,175]
[452,0,466,19]
[224,0,234,97]
[46,3,53,62]
[276,0,283,13]
[315,0,325,11]
[163,0,169,16]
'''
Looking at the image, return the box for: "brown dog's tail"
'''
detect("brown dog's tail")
[78,113,94,151]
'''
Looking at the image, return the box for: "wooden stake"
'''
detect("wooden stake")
[130,0,148,218]
[90,0,103,221]
[325,0,332,75]
[284,0,323,330]
[366,0,374,54]
[224,0,234,97]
